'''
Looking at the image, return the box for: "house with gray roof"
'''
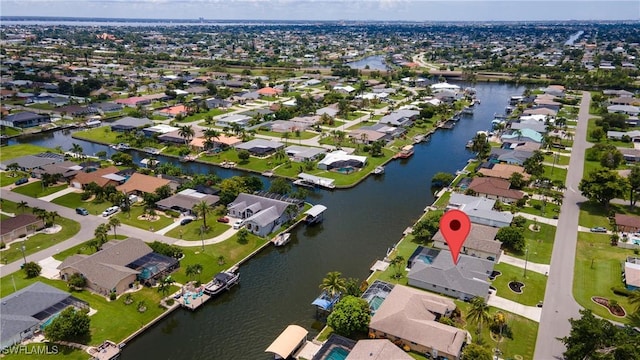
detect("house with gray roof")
[607,105,639,116]
[284,145,326,162]
[407,247,494,301]
[31,160,81,180]
[379,109,419,127]
[0,111,51,129]
[110,116,153,132]
[227,193,302,237]
[607,130,640,142]
[1,282,88,350]
[216,114,251,129]
[433,222,503,262]
[510,121,548,134]
[447,193,513,228]
[489,148,534,165]
[57,238,179,296]
[156,188,220,215]
[235,139,284,156]
[0,152,64,171]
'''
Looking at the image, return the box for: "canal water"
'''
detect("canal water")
[346,55,389,71]
[9,82,524,359]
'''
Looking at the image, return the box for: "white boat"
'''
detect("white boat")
[272,232,291,247]
[374,166,385,175]
[203,270,240,296]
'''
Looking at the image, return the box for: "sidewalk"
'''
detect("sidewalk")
[511,212,558,226]
[39,187,79,202]
[487,293,542,322]
[498,254,550,275]
[173,227,239,247]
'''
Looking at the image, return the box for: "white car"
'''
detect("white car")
[232,220,244,230]
[102,206,119,217]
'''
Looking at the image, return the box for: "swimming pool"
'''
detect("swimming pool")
[417,254,434,264]
[369,295,385,312]
[334,167,354,174]
[40,313,60,329]
[323,346,349,360]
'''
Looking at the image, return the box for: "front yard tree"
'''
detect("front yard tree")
[23,261,41,278]
[600,148,624,169]
[108,217,121,238]
[590,127,605,142]
[495,226,525,252]
[509,172,527,189]
[461,343,493,360]
[523,150,544,177]
[193,200,211,230]
[326,295,371,337]
[628,165,640,207]
[465,297,491,338]
[45,307,90,343]
[579,169,629,209]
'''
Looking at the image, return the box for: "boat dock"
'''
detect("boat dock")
[175,284,211,311]
[294,173,336,189]
[304,205,327,224]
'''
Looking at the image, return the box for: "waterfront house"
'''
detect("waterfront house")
[488,148,534,165]
[70,166,123,189]
[227,193,302,237]
[89,102,124,114]
[116,173,175,196]
[407,247,494,301]
[0,111,50,129]
[57,238,179,295]
[284,145,326,162]
[468,177,525,203]
[446,193,514,228]
[348,129,390,144]
[317,151,367,171]
[141,124,180,137]
[190,134,242,151]
[478,163,530,181]
[0,214,45,243]
[368,284,468,360]
[0,282,89,350]
[345,339,413,360]
[623,257,640,291]
[509,121,548,134]
[501,128,543,144]
[379,109,419,127]
[156,188,220,215]
[235,139,285,157]
[0,153,64,171]
[109,117,153,132]
[432,223,502,261]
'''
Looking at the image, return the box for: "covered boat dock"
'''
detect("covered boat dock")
[304,205,327,224]
[265,324,308,359]
[294,173,335,189]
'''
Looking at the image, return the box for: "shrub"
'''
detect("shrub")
[0,241,5,249]
[23,262,41,278]
[68,273,86,289]
[165,209,180,218]
[165,298,175,306]
[80,192,92,200]
[611,287,633,297]
[109,292,117,301]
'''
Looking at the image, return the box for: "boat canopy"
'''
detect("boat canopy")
[304,205,327,218]
[311,291,341,311]
[265,325,308,359]
[298,173,335,188]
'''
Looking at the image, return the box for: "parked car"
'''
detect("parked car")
[232,220,244,230]
[217,217,230,223]
[590,226,607,233]
[102,206,119,217]
[14,178,28,186]
[180,218,193,226]
[75,207,89,216]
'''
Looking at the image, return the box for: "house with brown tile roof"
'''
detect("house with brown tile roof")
[368,284,468,360]
[615,213,640,233]
[468,177,524,203]
[70,166,122,189]
[116,173,174,195]
[57,238,179,296]
[0,214,45,243]
[478,163,530,181]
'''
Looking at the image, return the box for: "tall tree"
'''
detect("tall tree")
[628,165,640,207]
[470,133,491,160]
[70,143,84,158]
[193,200,211,230]
[319,271,347,298]
[44,307,91,343]
[93,223,109,249]
[579,169,629,209]
[108,217,121,238]
[17,200,28,214]
[178,125,195,146]
[326,295,371,337]
[465,296,491,337]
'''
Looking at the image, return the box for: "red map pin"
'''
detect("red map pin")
[439,209,471,265]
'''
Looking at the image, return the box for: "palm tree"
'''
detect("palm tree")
[281,131,290,145]
[32,207,47,224]
[157,276,174,297]
[178,125,195,146]
[47,211,59,227]
[319,271,347,298]
[186,263,203,281]
[70,143,84,159]
[193,200,211,231]
[17,201,28,214]
[93,223,109,249]
[492,311,507,340]
[108,217,121,238]
[629,290,640,312]
[274,148,286,163]
[466,296,492,337]
[389,255,406,279]
[203,128,220,143]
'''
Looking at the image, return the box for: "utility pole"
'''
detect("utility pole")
[523,247,529,278]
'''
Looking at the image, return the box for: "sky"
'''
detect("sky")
[1,0,639,22]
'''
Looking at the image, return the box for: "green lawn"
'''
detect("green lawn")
[518,199,561,219]
[0,217,81,265]
[432,190,452,209]
[543,154,570,166]
[51,192,114,215]
[12,182,68,198]
[0,171,30,187]
[0,144,53,162]
[0,125,22,137]
[72,126,121,145]
[503,221,555,264]
[491,263,547,306]
[573,232,636,323]
[256,129,317,140]
[114,205,175,232]
[542,165,567,183]
[165,218,229,240]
